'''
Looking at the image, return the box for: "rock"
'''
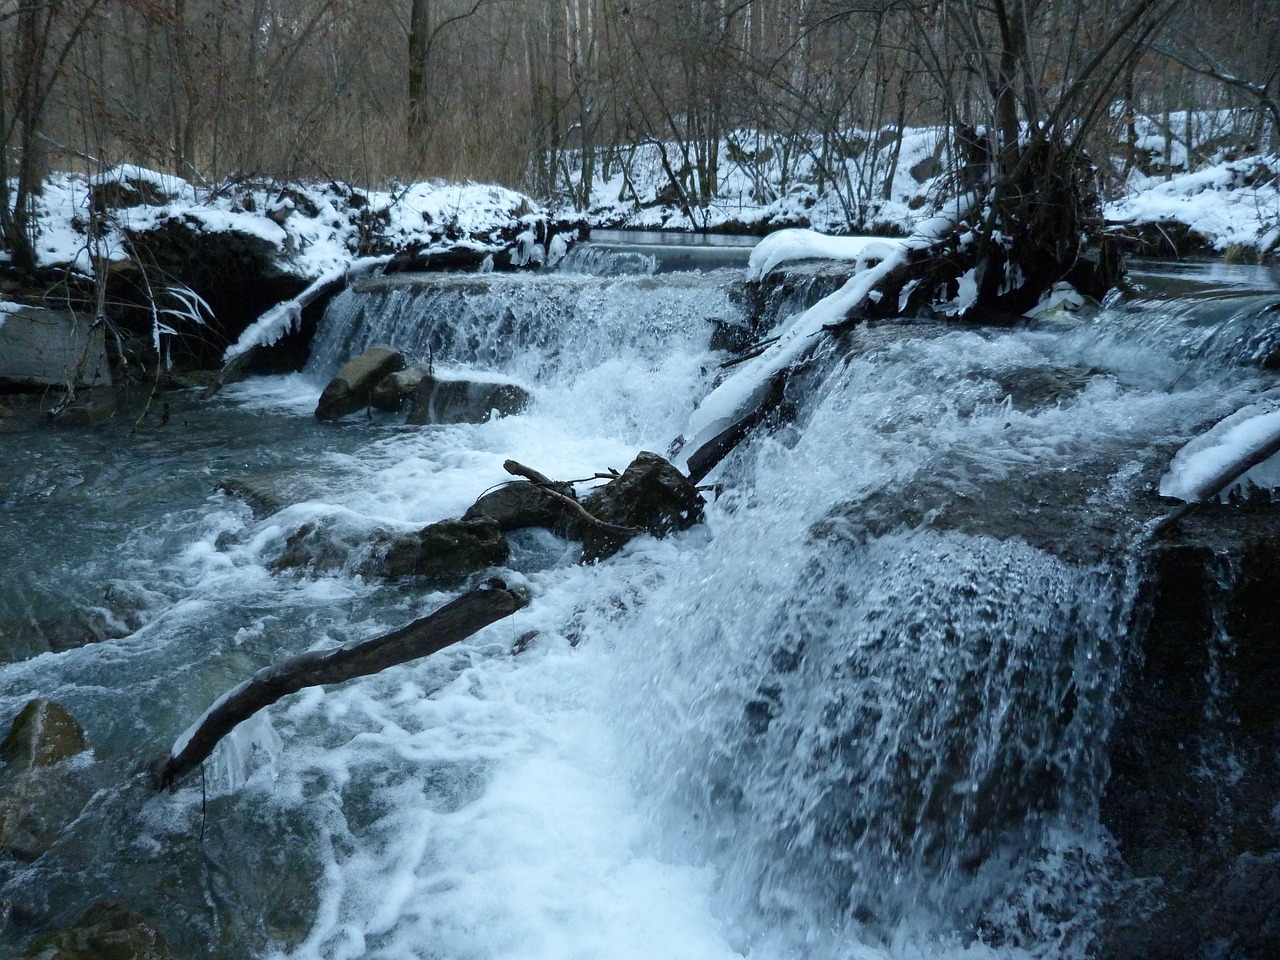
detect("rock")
[368,363,430,411]
[0,700,92,862]
[269,520,355,575]
[1098,504,1280,960]
[406,371,531,425]
[579,452,705,561]
[368,518,508,580]
[315,346,405,420]
[14,902,173,960]
[1,699,87,771]
[0,307,111,389]
[462,480,580,535]
[218,471,329,518]
[47,387,117,426]
[0,608,134,664]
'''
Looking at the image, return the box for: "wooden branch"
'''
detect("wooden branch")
[154,579,529,790]
[502,459,561,487]
[502,459,645,538]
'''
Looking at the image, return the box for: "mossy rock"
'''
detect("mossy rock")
[370,517,509,580]
[16,903,173,960]
[315,346,405,420]
[0,699,87,772]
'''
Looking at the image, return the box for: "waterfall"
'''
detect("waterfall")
[307,271,742,386]
[2,257,1275,960]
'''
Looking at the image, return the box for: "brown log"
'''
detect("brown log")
[155,578,529,790]
[502,459,563,487]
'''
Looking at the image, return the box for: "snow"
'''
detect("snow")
[1160,403,1280,502]
[747,229,905,280]
[1105,155,1280,255]
[558,125,949,235]
[678,246,909,463]
[18,169,554,285]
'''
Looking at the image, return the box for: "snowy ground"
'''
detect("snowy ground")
[3,116,1278,296]
[554,119,1280,259]
[3,167,551,281]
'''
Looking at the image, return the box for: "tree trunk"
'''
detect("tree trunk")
[408,0,432,141]
[154,579,529,789]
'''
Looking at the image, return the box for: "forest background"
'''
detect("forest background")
[3,0,1279,271]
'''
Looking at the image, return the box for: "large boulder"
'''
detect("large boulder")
[315,346,405,420]
[368,517,509,580]
[0,305,111,389]
[406,371,531,425]
[1099,503,1280,960]
[579,452,705,561]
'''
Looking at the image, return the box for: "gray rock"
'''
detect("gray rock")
[579,452,705,561]
[369,363,431,411]
[406,373,531,425]
[315,346,405,420]
[0,307,111,389]
[369,518,509,580]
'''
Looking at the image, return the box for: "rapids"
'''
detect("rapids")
[0,252,1277,959]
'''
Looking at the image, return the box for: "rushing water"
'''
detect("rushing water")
[1,253,1277,959]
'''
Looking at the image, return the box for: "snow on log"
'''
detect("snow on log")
[677,247,910,482]
[747,229,906,280]
[154,578,529,790]
[223,256,389,363]
[1160,405,1280,502]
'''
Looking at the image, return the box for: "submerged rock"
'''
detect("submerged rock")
[1,699,87,770]
[315,346,405,420]
[15,902,173,960]
[579,452,705,561]
[0,700,92,862]
[406,371,531,425]
[368,517,509,580]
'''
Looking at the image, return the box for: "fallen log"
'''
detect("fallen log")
[154,578,529,789]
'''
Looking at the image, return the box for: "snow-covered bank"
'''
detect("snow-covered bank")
[554,121,1280,261]
[1104,155,1280,257]
[4,167,570,281]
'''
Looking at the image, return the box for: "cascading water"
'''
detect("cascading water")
[0,255,1276,960]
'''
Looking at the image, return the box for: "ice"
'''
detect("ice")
[1160,403,1280,501]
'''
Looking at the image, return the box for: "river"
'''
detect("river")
[0,248,1276,959]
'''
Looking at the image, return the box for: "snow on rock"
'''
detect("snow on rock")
[88,164,189,203]
[25,172,555,283]
[1160,402,1280,502]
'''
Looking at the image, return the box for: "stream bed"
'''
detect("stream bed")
[1,253,1277,960]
